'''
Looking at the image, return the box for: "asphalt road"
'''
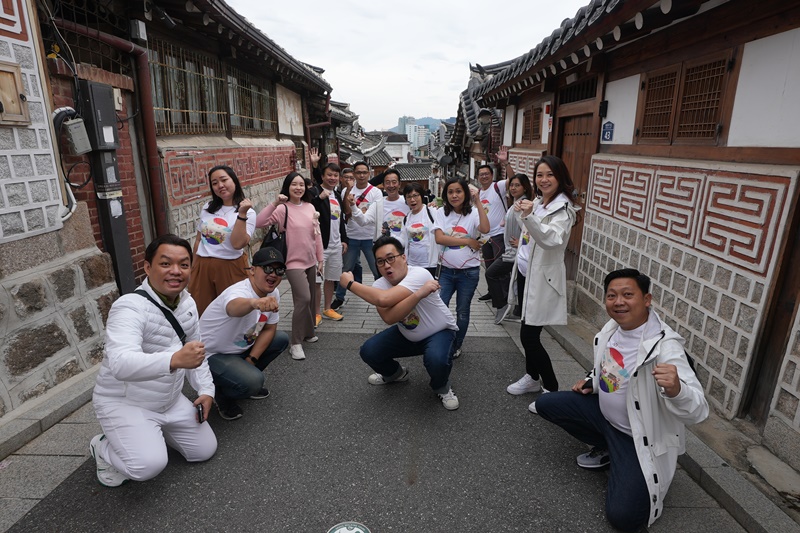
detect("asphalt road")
[9,332,619,533]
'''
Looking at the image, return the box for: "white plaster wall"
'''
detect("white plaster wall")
[515,107,524,143]
[503,104,515,145]
[276,84,303,137]
[600,75,639,145]
[728,27,800,148]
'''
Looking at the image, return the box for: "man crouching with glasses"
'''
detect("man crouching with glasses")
[340,236,460,410]
[199,247,290,420]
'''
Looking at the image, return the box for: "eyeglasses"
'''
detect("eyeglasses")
[375,254,401,268]
[260,265,286,276]
[405,193,421,199]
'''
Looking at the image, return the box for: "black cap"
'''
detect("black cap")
[252,247,286,267]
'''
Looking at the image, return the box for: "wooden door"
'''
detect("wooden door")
[558,114,592,280]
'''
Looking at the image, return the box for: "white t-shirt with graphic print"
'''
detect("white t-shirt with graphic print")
[196,203,256,260]
[598,322,646,436]
[372,266,457,342]
[433,208,482,269]
[199,279,280,355]
[479,180,507,236]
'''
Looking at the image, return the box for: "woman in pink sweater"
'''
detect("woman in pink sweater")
[257,172,324,360]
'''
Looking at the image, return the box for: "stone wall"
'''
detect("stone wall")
[764,310,800,471]
[0,204,118,417]
[577,154,798,419]
[0,27,63,243]
[507,148,544,177]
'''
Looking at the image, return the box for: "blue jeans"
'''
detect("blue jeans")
[535,392,651,532]
[207,331,289,400]
[335,238,379,300]
[438,266,479,351]
[360,326,456,393]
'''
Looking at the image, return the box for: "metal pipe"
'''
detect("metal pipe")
[53,18,169,236]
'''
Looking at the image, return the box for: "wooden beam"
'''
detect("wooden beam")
[600,144,800,166]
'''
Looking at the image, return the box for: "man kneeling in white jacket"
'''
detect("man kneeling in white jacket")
[533,268,708,531]
[90,234,217,487]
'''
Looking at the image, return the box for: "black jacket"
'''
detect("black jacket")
[310,174,349,249]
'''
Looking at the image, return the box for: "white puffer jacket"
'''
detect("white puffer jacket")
[93,279,215,412]
[589,310,708,526]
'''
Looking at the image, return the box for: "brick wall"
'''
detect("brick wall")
[161,144,297,242]
[577,154,798,419]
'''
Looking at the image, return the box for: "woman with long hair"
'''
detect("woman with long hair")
[189,165,255,316]
[433,177,490,359]
[486,173,533,324]
[257,172,324,361]
[506,156,578,409]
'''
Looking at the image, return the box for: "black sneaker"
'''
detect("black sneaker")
[216,396,243,420]
[576,447,610,469]
[330,298,345,311]
[478,293,492,301]
[249,387,270,400]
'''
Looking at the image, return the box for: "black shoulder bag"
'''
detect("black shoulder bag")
[260,203,289,257]
[134,290,187,345]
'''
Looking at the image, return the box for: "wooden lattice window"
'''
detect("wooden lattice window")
[636,50,735,146]
[520,104,543,145]
[227,66,277,136]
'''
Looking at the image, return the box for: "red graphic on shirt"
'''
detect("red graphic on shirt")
[448,225,469,249]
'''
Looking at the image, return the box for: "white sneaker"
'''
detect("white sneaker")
[368,366,409,385]
[89,434,129,487]
[304,335,319,343]
[290,344,306,360]
[452,348,462,359]
[506,374,541,395]
[438,388,460,410]
[528,388,550,414]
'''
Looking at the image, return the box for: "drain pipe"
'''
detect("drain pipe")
[53,18,169,236]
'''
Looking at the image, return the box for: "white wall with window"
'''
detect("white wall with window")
[599,76,638,145]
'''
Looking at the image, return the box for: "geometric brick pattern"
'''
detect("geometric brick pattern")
[580,156,797,419]
[507,148,543,177]
[587,160,790,275]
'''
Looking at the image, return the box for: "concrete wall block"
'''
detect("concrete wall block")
[10,154,33,177]
[732,273,750,298]
[701,286,720,313]
[763,415,800,473]
[714,266,732,290]
[11,42,34,69]
[735,304,757,334]
[751,282,764,305]
[29,180,49,202]
[67,305,95,341]
[0,212,24,236]
[33,154,54,176]
[79,254,114,290]
[38,129,49,150]
[709,376,727,405]
[698,259,714,281]
[3,321,70,376]
[775,389,799,420]
[718,294,736,321]
[705,317,721,342]
[80,342,105,367]
[55,358,80,384]
[10,278,48,319]
[16,129,37,150]
[5,182,28,206]
[724,358,743,386]
[95,289,119,327]
[24,207,45,230]
[721,326,737,353]
[683,253,698,274]
[0,129,15,150]
[20,381,49,402]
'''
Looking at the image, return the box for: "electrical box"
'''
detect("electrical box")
[78,80,119,150]
[64,118,92,155]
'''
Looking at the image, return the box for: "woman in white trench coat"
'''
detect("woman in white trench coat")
[505,155,578,409]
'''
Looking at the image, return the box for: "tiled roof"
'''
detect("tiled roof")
[394,163,434,182]
[473,0,667,103]
[366,148,394,167]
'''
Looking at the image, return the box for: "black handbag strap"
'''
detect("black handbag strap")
[134,290,187,345]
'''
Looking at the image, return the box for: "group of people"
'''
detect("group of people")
[89,152,708,532]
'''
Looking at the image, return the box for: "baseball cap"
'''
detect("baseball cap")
[252,247,286,267]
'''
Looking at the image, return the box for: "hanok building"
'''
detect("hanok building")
[452,0,800,471]
[0,0,331,420]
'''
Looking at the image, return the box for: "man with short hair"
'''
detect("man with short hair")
[200,247,290,420]
[90,234,217,487]
[341,236,460,410]
[476,164,507,302]
[332,160,383,310]
[533,268,709,531]
[310,161,350,321]
[349,168,409,238]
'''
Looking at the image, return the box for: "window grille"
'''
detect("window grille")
[559,77,597,105]
[637,50,733,145]
[675,59,726,140]
[40,1,132,77]
[148,39,226,135]
[521,105,543,144]
[227,66,277,135]
[639,69,678,141]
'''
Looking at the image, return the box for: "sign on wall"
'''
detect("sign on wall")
[276,84,302,136]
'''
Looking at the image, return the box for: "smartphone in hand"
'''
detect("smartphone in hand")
[197,404,204,423]
[582,378,593,390]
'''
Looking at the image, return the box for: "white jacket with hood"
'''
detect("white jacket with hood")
[587,309,709,526]
[93,278,215,412]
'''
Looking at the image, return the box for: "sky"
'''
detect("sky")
[226,0,589,131]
